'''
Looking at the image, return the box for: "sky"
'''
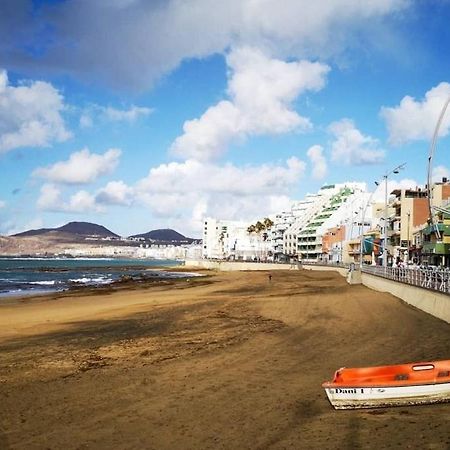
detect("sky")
[1,0,450,238]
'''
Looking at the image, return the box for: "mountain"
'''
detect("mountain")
[11,223,199,245]
[12,221,119,238]
[57,222,119,237]
[129,228,197,243]
[11,227,54,237]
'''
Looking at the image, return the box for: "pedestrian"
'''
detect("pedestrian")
[268,273,272,282]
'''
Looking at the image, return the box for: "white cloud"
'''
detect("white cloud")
[107,157,304,233]
[227,47,328,132]
[136,157,305,196]
[432,165,450,183]
[307,145,327,179]
[103,105,153,122]
[0,200,5,208]
[4,1,409,90]
[37,183,103,213]
[33,148,121,185]
[79,113,93,128]
[381,82,450,144]
[371,178,421,203]
[79,104,152,128]
[37,184,62,211]
[66,190,101,213]
[0,69,71,153]
[329,119,385,165]
[170,101,242,161]
[35,156,304,233]
[137,191,294,234]
[96,181,133,205]
[170,47,329,161]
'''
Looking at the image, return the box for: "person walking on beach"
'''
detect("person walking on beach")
[268,273,272,282]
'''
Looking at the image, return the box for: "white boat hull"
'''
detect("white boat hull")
[324,382,450,409]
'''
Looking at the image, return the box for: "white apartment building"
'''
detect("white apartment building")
[271,197,319,259]
[283,193,326,257]
[271,211,294,258]
[202,182,377,262]
[284,183,372,261]
[325,194,375,264]
[202,218,272,260]
[60,243,201,260]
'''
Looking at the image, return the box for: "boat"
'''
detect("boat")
[322,360,450,409]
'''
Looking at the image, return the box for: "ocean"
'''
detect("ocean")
[0,257,188,298]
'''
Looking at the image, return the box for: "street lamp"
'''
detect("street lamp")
[359,190,376,269]
[358,164,406,269]
[381,163,406,268]
[406,211,411,262]
[427,96,450,240]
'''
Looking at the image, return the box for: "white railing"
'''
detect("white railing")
[361,265,450,295]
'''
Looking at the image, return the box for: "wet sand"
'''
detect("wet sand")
[0,269,449,449]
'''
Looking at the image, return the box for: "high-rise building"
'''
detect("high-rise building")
[284,182,371,261]
[413,178,450,266]
[388,187,428,263]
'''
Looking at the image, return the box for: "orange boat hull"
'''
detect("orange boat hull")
[322,360,450,409]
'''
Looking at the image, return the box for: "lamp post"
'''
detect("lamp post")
[377,163,406,268]
[427,96,450,240]
[344,200,359,264]
[359,163,406,269]
[406,211,411,262]
[359,190,376,268]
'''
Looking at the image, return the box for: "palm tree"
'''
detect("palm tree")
[255,220,265,232]
[263,217,274,229]
[218,231,226,259]
[262,218,273,242]
[247,219,273,260]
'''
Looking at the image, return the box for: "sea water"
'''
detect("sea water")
[0,257,186,297]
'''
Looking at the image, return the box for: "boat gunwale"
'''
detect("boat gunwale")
[322,360,450,389]
[322,380,450,389]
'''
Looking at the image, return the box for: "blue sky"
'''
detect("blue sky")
[1,0,450,238]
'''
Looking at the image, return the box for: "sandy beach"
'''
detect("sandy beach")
[0,269,449,449]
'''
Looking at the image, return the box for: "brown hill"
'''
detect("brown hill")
[12,221,119,238]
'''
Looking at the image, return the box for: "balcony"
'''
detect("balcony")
[422,242,450,255]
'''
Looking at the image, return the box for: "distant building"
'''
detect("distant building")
[202,218,271,261]
[322,225,346,264]
[200,179,450,266]
[271,211,295,259]
[387,187,428,263]
[284,182,371,262]
[412,178,450,266]
[283,194,320,258]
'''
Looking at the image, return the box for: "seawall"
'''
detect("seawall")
[361,272,450,324]
[301,264,449,324]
